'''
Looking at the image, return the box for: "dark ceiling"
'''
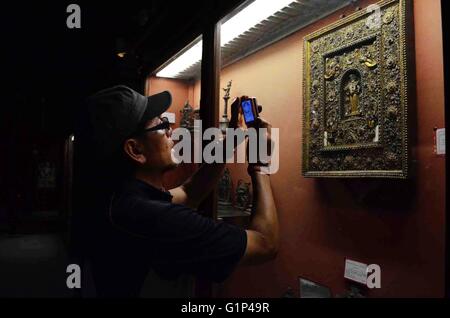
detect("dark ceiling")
[1,0,245,135]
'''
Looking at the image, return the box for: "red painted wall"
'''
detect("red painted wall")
[216,0,446,298]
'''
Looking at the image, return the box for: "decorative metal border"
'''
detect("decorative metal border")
[301,0,414,179]
[320,34,383,153]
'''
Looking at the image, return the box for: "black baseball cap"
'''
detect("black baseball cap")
[86,85,172,158]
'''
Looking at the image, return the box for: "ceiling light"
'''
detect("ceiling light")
[156,39,203,78]
[156,0,295,78]
[221,0,296,46]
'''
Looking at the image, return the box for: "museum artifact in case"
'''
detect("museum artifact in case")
[302,0,414,178]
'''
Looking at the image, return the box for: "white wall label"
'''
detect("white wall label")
[344,259,367,285]
[436,128,445,155]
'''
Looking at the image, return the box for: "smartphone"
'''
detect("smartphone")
[240,97,259,127]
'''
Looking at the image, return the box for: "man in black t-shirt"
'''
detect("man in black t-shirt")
[79,85,278,297]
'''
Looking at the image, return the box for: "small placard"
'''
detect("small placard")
[436,128,445,155]
[344,259,367,285]
[161,112,176,124]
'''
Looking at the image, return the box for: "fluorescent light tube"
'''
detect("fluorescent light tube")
[221,0,296,46]
[156,0,296,78]
[156,40,203,78]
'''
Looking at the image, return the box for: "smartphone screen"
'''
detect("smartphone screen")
[242,100,255,123]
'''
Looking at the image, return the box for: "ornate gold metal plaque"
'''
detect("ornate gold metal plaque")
[302,0,414,178]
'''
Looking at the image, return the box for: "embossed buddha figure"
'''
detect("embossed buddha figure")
[343,73,361,117]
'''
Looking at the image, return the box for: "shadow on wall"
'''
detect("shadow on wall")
[315,178,416,214]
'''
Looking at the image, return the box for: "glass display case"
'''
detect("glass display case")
[216,0,350,220]
[143,2,446,299]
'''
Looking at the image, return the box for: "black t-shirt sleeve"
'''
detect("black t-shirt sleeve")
[111,198,247,283]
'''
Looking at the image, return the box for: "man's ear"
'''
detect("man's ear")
[123,138,147,165]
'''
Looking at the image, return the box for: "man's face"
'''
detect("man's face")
[126,116,177,173]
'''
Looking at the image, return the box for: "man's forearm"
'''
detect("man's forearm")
[181,134,239,207]
[248,173,279,252]
[181,162,226,207]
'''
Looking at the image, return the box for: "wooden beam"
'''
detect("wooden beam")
[199,21,221,220]
[194,17,222,299]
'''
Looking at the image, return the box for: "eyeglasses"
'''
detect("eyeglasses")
[131,117,172,138]
[143,117,171,134]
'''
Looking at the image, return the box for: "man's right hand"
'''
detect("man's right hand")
[247,117,274,175]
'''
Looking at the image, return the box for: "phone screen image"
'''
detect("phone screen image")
[242,100,255,123]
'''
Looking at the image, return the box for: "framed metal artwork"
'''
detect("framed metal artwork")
[302,0,415,178]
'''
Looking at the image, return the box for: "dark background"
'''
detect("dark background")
[0,0,243,297]
[1,0,244,136]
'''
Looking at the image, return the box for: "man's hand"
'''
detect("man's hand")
[247,117,274,172]
[229,97,241,129]
[229,96,263,130]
